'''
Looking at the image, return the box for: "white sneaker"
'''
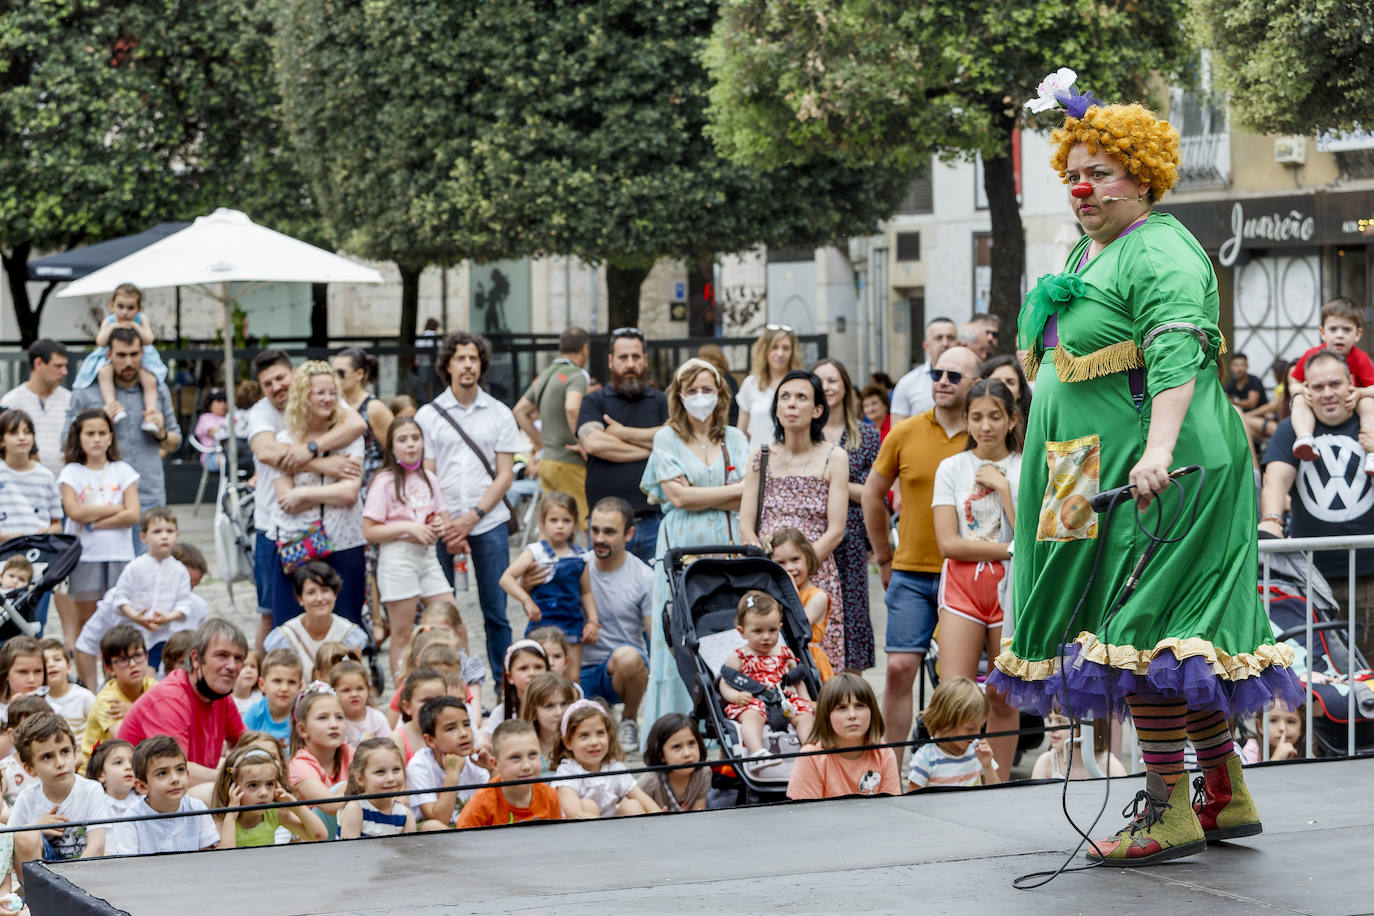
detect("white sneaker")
[1292,435,1317,462]
[112,410,127,424]
[617,717,639,751]
[141,420,161,434]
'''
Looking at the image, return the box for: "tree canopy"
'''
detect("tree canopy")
[287,0,911,330]
[1190,0,1374,135]
[704,0,1194,342]
[0,0,318,344]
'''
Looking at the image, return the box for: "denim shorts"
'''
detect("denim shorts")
[884,570,940,653]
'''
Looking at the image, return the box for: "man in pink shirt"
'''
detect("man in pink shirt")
[120,620,247,784]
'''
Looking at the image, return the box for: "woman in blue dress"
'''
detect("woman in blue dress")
[640,358,748,733]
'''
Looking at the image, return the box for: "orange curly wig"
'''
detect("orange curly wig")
[1049,103,1180,200]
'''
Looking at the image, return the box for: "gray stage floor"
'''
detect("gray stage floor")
[40,757,1372,915]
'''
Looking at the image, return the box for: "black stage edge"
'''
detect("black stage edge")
[33,756,1373,915]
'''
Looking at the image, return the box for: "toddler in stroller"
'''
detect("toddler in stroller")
[719,590,815,776]
[0,534,82,642]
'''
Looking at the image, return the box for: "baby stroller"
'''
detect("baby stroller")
[0,534,82,642]
[662,544,823,802]
[1259,546,1374,756]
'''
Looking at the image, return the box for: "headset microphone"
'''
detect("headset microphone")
[1101,194,1146,203]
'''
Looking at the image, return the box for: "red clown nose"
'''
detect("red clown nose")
[1070,182,1093,199]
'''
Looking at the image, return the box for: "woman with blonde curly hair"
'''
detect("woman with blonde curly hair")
[267,360,368,627]
[639,357,749,728]
[989,77,1302,866]
[736,324,801,449]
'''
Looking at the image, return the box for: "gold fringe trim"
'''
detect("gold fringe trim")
[1026,333,1226,384]
[994,632,1295,683]
[1054,340,1145,383]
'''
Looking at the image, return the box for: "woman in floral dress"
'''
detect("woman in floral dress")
[739,370,849,670]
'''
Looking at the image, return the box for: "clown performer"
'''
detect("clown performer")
[987,70,1304,867]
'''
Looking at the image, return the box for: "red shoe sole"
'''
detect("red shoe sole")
[1293,443,1317,461]
[1086,838,1207,867]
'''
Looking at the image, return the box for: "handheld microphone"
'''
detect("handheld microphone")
[1101,194,1146,202]
[1090,465,1202,513]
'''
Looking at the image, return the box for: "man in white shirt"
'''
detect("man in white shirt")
[889,317,958,423]
[2,339,75,636]
[415,331,520,683]
[246,349,365,652]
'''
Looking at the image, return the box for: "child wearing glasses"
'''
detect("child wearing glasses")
[79,624,154,767]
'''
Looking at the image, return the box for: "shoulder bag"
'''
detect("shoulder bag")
[754,444,769,535]
[432,403,521,535]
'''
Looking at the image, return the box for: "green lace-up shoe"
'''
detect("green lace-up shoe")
[1086,772,1207,867]
[1192,754,1262,842]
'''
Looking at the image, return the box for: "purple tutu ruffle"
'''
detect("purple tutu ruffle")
[986,644,1305,720]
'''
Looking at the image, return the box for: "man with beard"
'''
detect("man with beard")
[577,328,669,562]
[66,328,181,555]
[416,331,521,682]
[578,497,653,748]
[119,619,247,784]
[245,349,365,652]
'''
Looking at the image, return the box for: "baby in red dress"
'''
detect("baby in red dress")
[719,590,816,770]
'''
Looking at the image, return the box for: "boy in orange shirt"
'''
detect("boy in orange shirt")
[458,720,562,828]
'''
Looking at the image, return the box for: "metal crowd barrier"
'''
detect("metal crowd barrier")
[1258,533,1374,759]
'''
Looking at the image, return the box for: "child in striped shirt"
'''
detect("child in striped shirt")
[907,677,1001,790]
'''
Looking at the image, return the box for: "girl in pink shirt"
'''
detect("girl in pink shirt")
[787,673,900,800]
[288,683,354,839]
[363,418,453,678]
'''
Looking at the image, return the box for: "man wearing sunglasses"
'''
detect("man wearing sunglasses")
[576,328,668,563]
[890,317,959,424]
[863,345,982,744]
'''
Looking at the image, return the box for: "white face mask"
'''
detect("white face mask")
[681,392,717,422]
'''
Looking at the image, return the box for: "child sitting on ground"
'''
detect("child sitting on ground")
[313,641,361,683]
[458,720,563,828]
[1031,711,1127,780]
[339,738,416,839]
[553,699,660,819]
[107,508,194,669]
[331,659,391,746]
[159,630,193,677]
[1242,702,1305,763]
[288,683,354,839]
[72,284,168,434]
[87,738,138,856]
[390,667,449,762]
[520,672,577,770]
[1,696,50,806]
[212,744,326,847]
[500,492,599,678]
[907,676,1000,790]
[787,673,899,800]
[232,649,263,718]
[241,649,304,751]
[170,542,210,634]
[39,638,95,736]
[0,637,47,729]
[128,735,223,853]
[718,590,815,772]
[481,640,551,737]
[637,713,710,812]
[406,696,488,828]
[10,713,109,869]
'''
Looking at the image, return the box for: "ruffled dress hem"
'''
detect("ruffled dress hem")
[987,632,1304,720]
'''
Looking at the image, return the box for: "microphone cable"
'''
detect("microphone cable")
[1014,465,1204,889]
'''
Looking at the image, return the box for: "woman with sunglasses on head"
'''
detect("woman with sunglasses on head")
[736,324,802,450]
[739,370,849,671]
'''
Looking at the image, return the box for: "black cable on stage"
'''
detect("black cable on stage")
[1014,466,1204,890]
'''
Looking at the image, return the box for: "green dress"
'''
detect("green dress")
[986,212,1302,719]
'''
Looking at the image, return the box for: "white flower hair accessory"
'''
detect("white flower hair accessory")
[560,698,606,738]
[1025,68,1077,113]
[293,680,335,722]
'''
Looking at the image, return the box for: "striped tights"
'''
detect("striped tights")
[1126,695,1235,791]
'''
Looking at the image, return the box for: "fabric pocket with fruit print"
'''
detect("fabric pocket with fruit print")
[1036,435,1100,541]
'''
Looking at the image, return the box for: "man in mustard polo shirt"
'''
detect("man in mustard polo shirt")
[864,346,981,743]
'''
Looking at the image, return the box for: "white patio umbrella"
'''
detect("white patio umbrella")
[58,208,383,592]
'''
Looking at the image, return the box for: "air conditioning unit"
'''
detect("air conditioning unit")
[1274,136,1307,166]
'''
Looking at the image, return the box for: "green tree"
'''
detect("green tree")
[405,0,911,330]
[1190,0,1374,134]
[0,0,319,346]
[705,1,1194,344]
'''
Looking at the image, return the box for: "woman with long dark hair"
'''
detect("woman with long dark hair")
[739,370,848,670]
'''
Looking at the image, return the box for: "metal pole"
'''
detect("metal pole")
[1348,550,1357,756]
[1304,551,1314,759]
[1262,552,1271,762]
[221,283,239,486]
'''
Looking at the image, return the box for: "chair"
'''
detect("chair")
[187,436,222,516]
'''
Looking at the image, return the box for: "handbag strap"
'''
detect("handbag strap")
[754,444,769,534]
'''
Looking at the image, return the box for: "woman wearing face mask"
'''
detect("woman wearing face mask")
[639,358,748,727]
